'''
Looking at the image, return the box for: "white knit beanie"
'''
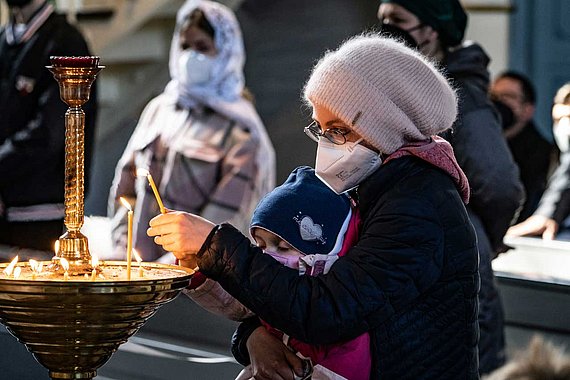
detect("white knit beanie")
[304,34,458,154]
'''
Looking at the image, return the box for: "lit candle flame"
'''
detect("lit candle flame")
[13,267,21,280]
[91,255,99,269]
[29,259,38,272]
[136,167,166,214]
[90,254,99,281]
[133,249,144,278]
[133,249,142,264]
[61,258,69,281]
[54,240,60,256]
[60,258,69,272]
[136,168,150,177]
[119,197,133,212]
[37,262,44,274]
[3,256,19,276]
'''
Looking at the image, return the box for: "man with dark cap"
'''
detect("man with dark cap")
[0,0,97,253]
[378,0,524,375]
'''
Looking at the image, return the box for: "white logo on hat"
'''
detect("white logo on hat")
[293,213,326,244]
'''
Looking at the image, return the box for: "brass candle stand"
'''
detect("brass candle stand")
[49,56,100,273]
[0,57,194,380]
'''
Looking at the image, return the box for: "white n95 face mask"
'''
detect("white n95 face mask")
[315,138,382,194]
[553,117,570,153]
[177,50,215,86]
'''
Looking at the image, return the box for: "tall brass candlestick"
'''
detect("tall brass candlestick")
[48,57,103,273]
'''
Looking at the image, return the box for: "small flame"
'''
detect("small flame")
[119,197,133,212]
[3,256,19,276]
[54,240,60,255]
[60,258,69,272]
[29,259,38,272]
[136,168,150,177]
[132,249,142,264]
[37,262,44,274]
[91,255,99,268]
[13,267,21,280]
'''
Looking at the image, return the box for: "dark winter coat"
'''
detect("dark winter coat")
[444,42,524,374]
[0,10,96,214]
[198,156,480,379]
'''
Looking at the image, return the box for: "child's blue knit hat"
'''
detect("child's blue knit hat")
[250,166,352,255]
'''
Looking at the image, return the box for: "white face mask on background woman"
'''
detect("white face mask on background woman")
[553,117,570,153]
[177,49,216,87]
[552,103,570,153]
[315,138,382,194]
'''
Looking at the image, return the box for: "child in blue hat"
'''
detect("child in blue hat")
[185,166,370,380]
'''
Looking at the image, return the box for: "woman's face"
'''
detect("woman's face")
[311,103,379,152]
[311,103,363,144]
[179,22,217,57]
[377,3,441,57]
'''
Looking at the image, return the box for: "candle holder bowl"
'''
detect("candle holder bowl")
[0,261,193,379]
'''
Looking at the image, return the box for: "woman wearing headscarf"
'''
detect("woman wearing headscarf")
[109,0,275,261]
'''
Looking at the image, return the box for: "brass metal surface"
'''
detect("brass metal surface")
[0,261,193,379]
[47,64,102,269]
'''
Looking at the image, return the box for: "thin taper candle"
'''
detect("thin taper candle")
[126,210,133,280]
[120,197,134,280]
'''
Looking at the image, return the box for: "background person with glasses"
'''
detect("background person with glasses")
[147,34,479,379]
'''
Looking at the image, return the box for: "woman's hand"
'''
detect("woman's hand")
[246,327,306,380]
[146,211,216,260]
[506,215,559,240]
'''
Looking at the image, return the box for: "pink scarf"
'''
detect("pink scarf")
[385,136,470,204]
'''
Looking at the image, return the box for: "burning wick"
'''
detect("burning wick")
[120,197,134,281]
[133,249,144,278]
[54,240,60,256]
[29,259,39,280]
[91,255,99,281]
[61,258,69,281]
[13,267,21,280]
[136,168,166,214]
[3,256,19,277]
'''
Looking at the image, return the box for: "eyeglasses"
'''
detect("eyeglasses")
[304,121,351,145]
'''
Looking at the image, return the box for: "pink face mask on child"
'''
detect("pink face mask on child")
[265,251,300,270]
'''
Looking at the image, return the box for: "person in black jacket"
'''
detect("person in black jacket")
[378,0,524,374]
[508,83,570,241]
[490,71,559,223]
[148,35,480,379]
[0,0,97,252]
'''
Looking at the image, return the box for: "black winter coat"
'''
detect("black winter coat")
[198,156,480,379]
[0,11,97,211]
[445,43,524,374]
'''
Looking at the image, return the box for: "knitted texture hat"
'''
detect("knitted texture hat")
[250,166,351,256]
[380,0,467,47]
[304,35,457,154]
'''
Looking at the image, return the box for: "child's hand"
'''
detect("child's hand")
[246,327,305,379]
